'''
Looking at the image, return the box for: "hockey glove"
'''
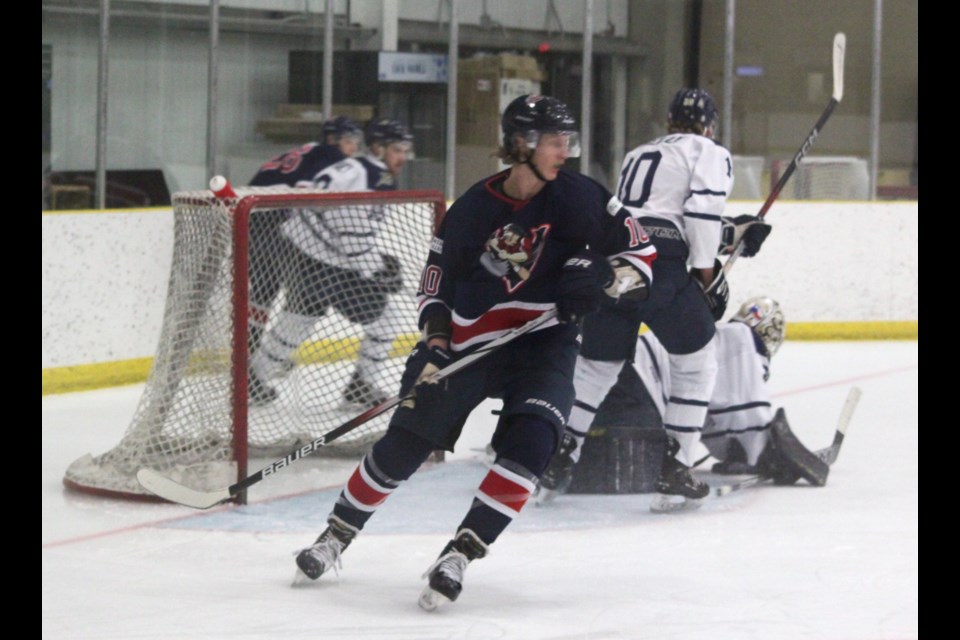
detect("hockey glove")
[556,250,614,323]
[604,257,650,301]
[399,342,453,409]
[719,215,772,257]
[694,259,730,321]
[372,253,404,294]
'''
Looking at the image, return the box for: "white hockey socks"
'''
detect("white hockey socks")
[567,356,626,463]
[354,300,401,381]
[250,310,316,381]
[663,339,718,466]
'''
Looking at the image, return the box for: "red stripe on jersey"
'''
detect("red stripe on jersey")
[478,468,533,514]
[451,306,548,350]
[483,171,528,212]
[345,466,390,508]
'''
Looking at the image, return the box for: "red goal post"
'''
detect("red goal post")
[64,185,446,501]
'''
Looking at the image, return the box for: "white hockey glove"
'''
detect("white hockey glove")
[604,257,650,301]
[719,215,772,257]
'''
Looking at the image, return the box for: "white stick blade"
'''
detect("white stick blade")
[832,32,846,102]
[136,468,230,509]
[837,385,862,436]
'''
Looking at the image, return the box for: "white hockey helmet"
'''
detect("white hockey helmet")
[732,296,785,356]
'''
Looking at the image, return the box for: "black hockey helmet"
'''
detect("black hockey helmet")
[364,118,414,148]
[322,115,362,140]
[667,88,719,134]
[501,95,581,157]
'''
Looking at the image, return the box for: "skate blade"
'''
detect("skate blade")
[650,493,703,513]
[418,586,452,612]
[531,486,559,507]
[291,568,317,587]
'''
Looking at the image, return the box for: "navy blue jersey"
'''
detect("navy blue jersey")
[417,169,657,352]
[248,142,345,187]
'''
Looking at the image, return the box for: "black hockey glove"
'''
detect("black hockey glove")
[694,259,730,321]
[719,215,772,257]
[372,253,404,294]
[399,341,453,408]
[556,250,615,323]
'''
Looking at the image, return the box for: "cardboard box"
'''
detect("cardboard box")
[276,104,376,123]
[456,54,544,148]
[457,76,540,147]
[257,104,376,143]
[458,53,544,79]
[454,144,507,197]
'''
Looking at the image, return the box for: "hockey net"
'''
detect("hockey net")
[771,155,870,200]
[64,186,445,501]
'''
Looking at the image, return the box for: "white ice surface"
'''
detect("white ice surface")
[42,341,918,640]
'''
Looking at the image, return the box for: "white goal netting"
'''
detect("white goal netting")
[64,186,444,500]
[772,156,870,200]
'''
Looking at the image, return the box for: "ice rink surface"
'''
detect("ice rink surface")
[42,341,917,640]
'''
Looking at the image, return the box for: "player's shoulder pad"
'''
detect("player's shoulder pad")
[707,136,730,150]
[330,157,361,173]
[704,138,733,159]
[311,143,345,163]
[723,320,766,357]
[553,169,611,210]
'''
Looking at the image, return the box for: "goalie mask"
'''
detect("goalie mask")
[732,296,785,356]
[501,95,581,158]
[668,88,719,136]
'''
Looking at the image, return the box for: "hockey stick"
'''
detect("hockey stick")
[711,385,861,498]
[723,32,846,275]
[137,309,560,509]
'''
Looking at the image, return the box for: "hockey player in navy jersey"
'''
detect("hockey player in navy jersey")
[539,88,772,511]
[246,116,363,356]
[291,95,657,610]
[537,296,829,509]
[248,119,414,407]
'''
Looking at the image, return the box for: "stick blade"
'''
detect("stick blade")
[833,32,846,102]
[136,468,231,509]
[824,385,861,463]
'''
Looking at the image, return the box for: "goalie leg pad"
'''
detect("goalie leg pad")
[767,408,830,486]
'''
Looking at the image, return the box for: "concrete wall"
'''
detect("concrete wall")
[41,201,919,370]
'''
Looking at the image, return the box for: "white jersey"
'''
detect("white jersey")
[281,155,393,276]
[616,133,733,269]
[631,322,772,464]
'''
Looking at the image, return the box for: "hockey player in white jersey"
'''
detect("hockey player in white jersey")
[246,116,364,357]
[546,88,771,507]
[538,296,829,509]
[248,119,414,408]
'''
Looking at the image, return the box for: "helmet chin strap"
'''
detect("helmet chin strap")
[520,150,550,182]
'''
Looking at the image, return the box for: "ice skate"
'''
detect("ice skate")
[248,370,278,406]
[651,438,709,513]
[533,440,576,506]
[418,529,488,611]
[341,371,389,409]
[293,515,358,584]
